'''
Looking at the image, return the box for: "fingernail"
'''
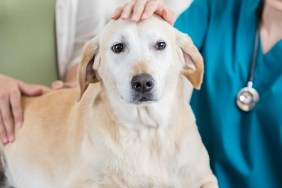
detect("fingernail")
[141,13,147,19]
[53,82,63,90]
[16,122,22,128]
[112,11,117,17]
[9,136,14,143]
[2,138,8,144]
[55,82,63,88]
[131,15,138,21]
[121,13,127,19]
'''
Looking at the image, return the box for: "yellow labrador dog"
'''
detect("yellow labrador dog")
[0,16,218,188]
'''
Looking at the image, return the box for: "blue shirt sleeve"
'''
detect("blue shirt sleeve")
[174,0,211,50]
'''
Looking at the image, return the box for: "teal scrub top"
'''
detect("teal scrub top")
[175,0,282,187]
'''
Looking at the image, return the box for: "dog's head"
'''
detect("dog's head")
[78,16,203,105]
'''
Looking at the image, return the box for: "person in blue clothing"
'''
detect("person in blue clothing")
[112,0,282,187]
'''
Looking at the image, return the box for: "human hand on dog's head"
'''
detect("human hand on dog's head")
[112,0,176,25]
[0,74,43,144]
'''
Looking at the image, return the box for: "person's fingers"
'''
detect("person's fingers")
[0,98,14,143]
[112,0,172,23]
[112,6,124,19]
[131,0,148,21]
[52,80,78,90]
[0,113,8,144]
[18,82,43,96]
[141,0,159,20]
[161,8,176,25]
[5,97,15,143]
[64,81,78,88]
[154,3,164,16]
[120,1,135,19]
[52,81,78,89]
[9,89,23,129]
[51,80,64,90]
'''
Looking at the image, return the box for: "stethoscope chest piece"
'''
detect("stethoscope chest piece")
[236,83,259,112]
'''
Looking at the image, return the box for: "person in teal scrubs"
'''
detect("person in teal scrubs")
[113,0,282,187]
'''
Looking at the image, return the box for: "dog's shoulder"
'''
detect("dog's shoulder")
[22,88,77,111]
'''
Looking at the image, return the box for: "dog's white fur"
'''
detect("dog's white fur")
[0,16,217,188]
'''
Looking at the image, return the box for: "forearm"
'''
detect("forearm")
[64,64,79,82]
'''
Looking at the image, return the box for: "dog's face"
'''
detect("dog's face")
[78,16,203,105]
[101,17,178,105]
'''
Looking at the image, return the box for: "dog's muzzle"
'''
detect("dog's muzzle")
[130,73,156,104]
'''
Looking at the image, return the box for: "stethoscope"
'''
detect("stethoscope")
[236,29,260,112]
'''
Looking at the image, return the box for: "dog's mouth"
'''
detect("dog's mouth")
[131,93,157,105]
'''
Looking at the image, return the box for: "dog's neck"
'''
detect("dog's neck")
[79,78,194,179]
[105,76,186,131]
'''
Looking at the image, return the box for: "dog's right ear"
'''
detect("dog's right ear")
[78,37,101,100]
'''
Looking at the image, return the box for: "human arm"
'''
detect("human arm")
[0,74,43,144]
[51,64,78,89]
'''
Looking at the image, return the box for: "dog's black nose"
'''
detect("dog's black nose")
[131,73,155,93]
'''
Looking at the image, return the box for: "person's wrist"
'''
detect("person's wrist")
[65,64,78,82]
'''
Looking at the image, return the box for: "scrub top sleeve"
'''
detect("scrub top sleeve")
[174,0,211,50]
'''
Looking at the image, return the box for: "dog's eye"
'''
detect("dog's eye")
[112,43,124,53]
[155,41,166,50]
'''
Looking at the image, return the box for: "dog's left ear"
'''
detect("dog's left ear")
[78,37,101,100]
[175,30,204,89]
